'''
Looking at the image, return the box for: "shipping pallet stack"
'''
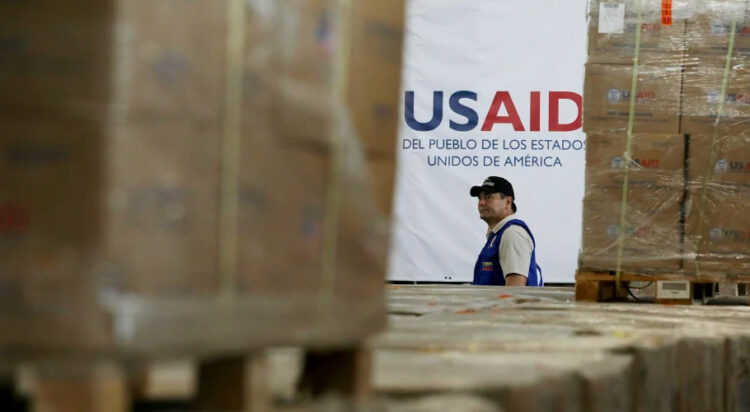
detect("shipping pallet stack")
[578,0,750,304]
[0,0,404,410]
[379,285,750,412]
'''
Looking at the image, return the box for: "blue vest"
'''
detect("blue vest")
[473,219,542,286]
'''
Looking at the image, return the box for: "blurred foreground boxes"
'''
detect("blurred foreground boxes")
[0,0,404,356]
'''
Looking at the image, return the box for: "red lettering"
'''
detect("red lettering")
[481,91,525,131]
[548,91,582,132]
[0,203,30,233]
[530,91,541,132]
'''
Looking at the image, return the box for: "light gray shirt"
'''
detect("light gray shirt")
[486,214,534,278]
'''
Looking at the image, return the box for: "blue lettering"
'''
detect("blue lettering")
[448,91,478,131]
[405,91,443,131]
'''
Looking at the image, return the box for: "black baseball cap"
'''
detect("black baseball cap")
[470,176,517,212]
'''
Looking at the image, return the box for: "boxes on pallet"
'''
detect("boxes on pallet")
[580,191,683,272]
[680,64,750,136]
[581,134,685,272]
[684,134,750,275]
[587,0,687,65]
[583,63,682,134]
[684,0,750,66]
[684,189,750,275]
[585,133,685,190]
[0,0,403,354]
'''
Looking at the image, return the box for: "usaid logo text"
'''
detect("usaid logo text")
[607,89,656,104]
[404,91,582,132]
[707,91,750,105]
[710,23,750,35]
[714,159,750,172]
[607,224,655,239]
[610,157,660,169]
[709,227,750,242]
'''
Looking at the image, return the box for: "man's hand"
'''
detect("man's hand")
[505,274,527,286]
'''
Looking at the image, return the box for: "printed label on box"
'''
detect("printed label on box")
[599,3,625,34]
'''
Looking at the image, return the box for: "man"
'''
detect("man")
[470,176,542,286]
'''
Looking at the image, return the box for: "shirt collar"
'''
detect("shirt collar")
[486,213,517,238]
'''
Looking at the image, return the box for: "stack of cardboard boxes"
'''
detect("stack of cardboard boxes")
[683,1,750,275]
[581,0,750,276]
[581,0,686,272]
[0,0,404,353]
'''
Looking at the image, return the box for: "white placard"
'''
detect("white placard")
[598,2,625,34]
[387,0,589,284]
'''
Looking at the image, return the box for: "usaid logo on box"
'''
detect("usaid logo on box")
[715,159,729,173]
[606,89,656,104]
[709,227,724,242]
[611,156,625,169]
[607,224,620,239]
[707,91,750,105]
[710,22,729,35]
[710,22,750,36]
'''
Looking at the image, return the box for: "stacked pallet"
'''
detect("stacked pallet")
[580,0,750,288]
[58,285,750,411]
[0,0,405,409]
[372,285,750,412]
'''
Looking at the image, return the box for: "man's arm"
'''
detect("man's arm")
[505,274,527,286]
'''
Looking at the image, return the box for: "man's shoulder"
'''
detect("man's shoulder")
[499,223,533,248]
[503,224,531,239]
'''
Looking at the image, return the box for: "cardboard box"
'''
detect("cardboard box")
[0,111,112,348]
[585,133,684,191]
[680,64,750,136]
[587,0,686,65]
[0,1,113,115]
[0,0,399,353]
[99,119,222,296]
[580,190,683,272]
[367,157,397,216]
[237,139,389,302]
[683,134,750,275]
[0,0,226,122]
[687,134,750,186]
[684,1,750,66]
[684,189,750,275]
[112,0,227,122]
[272,0,405,155]
[583,63,682,134]
[347,0,405,156]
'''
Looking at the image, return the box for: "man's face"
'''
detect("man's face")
[477,191,512,223]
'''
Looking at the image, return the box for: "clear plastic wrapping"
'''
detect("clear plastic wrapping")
[0,0,404,360]
[582,0,750,276]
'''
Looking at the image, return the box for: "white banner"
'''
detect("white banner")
[388,0,589,283]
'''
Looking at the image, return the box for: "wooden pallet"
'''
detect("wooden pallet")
[575,270,750,305]
[8,345,371,412]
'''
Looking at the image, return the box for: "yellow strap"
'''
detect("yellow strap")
[615,0,643,295]
[692,18,737,278]
[320,0,353,311]
[219,0,245,299]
